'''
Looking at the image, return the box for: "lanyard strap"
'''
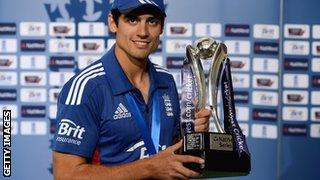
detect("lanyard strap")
[125,91,161,155]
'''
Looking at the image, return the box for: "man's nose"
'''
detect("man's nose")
[137,22,149,38]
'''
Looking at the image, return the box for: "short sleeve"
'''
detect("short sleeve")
[52,78,101,159]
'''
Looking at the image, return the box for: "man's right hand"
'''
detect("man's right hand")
[147,140,204,179]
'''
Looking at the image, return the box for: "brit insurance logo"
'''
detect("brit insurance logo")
[113,103,132,120]
[166,39,192,54]
[56,119,86,146]
[232,74,249,88]
[252,91,278,106]
[253,24,279,39]
[284,40,309,55]
[282,107,308,121]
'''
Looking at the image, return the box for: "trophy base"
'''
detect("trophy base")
[182,132,251,178]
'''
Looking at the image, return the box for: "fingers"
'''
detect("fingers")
[194,122,209,132]
[166,140,183,152]
[173,154,205,165]
[195,108,211,132]
[194,117,209,132]
[175,164,200,178]
[195,108,211,118]
[171,155,203,178]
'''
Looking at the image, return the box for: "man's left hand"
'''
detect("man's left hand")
[194,108,211,132]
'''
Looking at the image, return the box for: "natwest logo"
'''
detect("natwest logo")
[283,124,307,136]
[284,58,308,71]
[21,105,46,117]
[0,23,16,35]
[21,40,46,51]
[254,42,279,55]
[57,119,85,139]
[252,108,278,121]
[225,24,250,37]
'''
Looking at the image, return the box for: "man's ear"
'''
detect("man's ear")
[108,13,117,33]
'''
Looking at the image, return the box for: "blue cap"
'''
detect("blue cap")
[111,0,166,16]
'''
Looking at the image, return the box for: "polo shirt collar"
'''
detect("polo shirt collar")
[102,45,168,96]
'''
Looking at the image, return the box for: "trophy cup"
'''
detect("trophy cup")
[180,37,251,178]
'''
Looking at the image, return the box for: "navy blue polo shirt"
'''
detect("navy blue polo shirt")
[52,46,180,165]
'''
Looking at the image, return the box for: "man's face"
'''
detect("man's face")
[109,10,163,61]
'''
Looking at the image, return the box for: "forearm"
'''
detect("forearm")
[54,153,156,180]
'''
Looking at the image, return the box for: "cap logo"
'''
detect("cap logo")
[138,0,159,7]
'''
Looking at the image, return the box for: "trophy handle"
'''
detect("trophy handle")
[208,43,228,133]
[186,45,206,112]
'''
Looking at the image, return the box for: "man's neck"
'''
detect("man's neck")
[115,45,148,84]
[114,45,150,103]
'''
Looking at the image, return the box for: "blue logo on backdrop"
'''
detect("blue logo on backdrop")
[0,23,16,35]
[50,56,75,71]
[166,57,184,69]
[44,0,112,22]
[0,89,17,101]
[225,24,250,37]
[234,91,249,104]
[254,42,279,55]
[252,108,277,121]
[284,58,308,71]
[21,40,46,52]
[283,124,307,136]
[21,105,46,118]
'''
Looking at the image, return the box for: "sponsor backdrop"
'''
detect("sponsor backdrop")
[0,0,319,179]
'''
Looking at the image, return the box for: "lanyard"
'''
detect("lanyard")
[125,91,161,155]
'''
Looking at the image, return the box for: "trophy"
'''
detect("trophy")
[180,37,251,178]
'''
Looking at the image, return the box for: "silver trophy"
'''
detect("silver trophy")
[180,37,250,178]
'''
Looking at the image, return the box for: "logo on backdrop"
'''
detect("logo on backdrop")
[44,0,168,22]
[44,0,108,22]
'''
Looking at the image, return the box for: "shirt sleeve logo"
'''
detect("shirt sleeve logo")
[56,119,86,146]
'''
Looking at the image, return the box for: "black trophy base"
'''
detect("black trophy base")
[182,132,251,178]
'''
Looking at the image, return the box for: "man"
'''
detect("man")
[52,0,211,179]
